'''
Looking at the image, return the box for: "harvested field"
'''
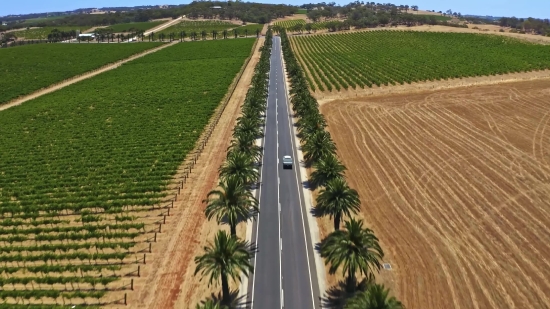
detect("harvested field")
[320,79,550,309]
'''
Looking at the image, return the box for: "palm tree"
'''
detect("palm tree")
[309,154,346,189]
[196,300,226,309]
[321,218,384,292]
[219,151,259,186]
[194,231,254,305]
[345,283,404,309]
[228,134,262,162]
[302,130,337,166]
[204,176,259,236]
[317,177,360,230]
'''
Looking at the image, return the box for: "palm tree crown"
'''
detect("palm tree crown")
[309,154,346,189]
[204,176,259,236]
[194,230,254,305]
[345,283,404,309]
[317,177,360,230]
[219,150,259,186]
[302,130,337,166]
[321,218,384,292]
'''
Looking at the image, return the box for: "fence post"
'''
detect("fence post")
[131,279,134,291]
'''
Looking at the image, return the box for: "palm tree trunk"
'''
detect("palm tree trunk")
[334,213,341,231]
[230,224,237,237]
[347,267,356,292]
[221,273,230,305]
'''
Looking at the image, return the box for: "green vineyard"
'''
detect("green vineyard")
[290,30,550,91]
[104,21,165,33]
[0,43,162,105]
[157,20,235,38]
[0,38,255,306]
[273,19,306,30]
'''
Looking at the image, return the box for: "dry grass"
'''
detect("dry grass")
[320,79,550,309]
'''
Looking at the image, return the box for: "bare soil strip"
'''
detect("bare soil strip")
[0,41,177,112]
[320,79,550,309]
[315,70,550,105]
[131,38,264,309]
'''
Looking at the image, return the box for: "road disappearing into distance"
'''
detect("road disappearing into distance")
[247,36,321,309]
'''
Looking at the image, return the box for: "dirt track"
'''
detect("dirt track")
[131,38,264,309]
[321,79,550,309]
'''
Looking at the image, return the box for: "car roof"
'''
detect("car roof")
[283,155,291,159]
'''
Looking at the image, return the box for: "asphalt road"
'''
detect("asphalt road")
[248,36,321,309]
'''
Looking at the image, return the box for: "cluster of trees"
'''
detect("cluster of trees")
[1,1,295,32]
[299,2,465,30]
[183,1,296,24]
[280,27,403,308]
[500,17,550,35]
[193,30,273,308]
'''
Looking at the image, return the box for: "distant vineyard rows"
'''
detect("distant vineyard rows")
[290,30,550,91]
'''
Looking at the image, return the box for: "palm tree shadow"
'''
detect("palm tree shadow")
[205,288,251,309]
[310,205,325,218]
[321,278,371,309]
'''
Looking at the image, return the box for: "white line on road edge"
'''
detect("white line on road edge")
[279,36,319,309]
[281,289,285,306]
[249,47,272,309]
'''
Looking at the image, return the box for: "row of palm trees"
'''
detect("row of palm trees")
[193,29,274,308]
[280,28,404,308]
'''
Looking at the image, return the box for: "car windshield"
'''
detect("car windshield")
[283,156,292,162]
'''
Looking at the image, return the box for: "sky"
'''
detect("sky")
[1,0,549,19]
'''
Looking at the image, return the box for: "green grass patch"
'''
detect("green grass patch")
[104,21,165,33]
[233,24,262,36]
[291,30,550,90]
[297,9,308,14]
[0,43,162,105]
[11,26,87,39]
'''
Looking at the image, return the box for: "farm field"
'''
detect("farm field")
[0,43,162,105]
[273,18,306,29]
[98,21,164,33]
[320,79,550,309]
[234,24,263,36]
[0,38,255,307]
[290,31,550,91]
[11,26,87,39]
[156,20,234,38]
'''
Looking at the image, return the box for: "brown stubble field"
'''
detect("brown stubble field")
[320,79,550,309]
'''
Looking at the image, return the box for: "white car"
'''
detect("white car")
[282,155,293,169]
